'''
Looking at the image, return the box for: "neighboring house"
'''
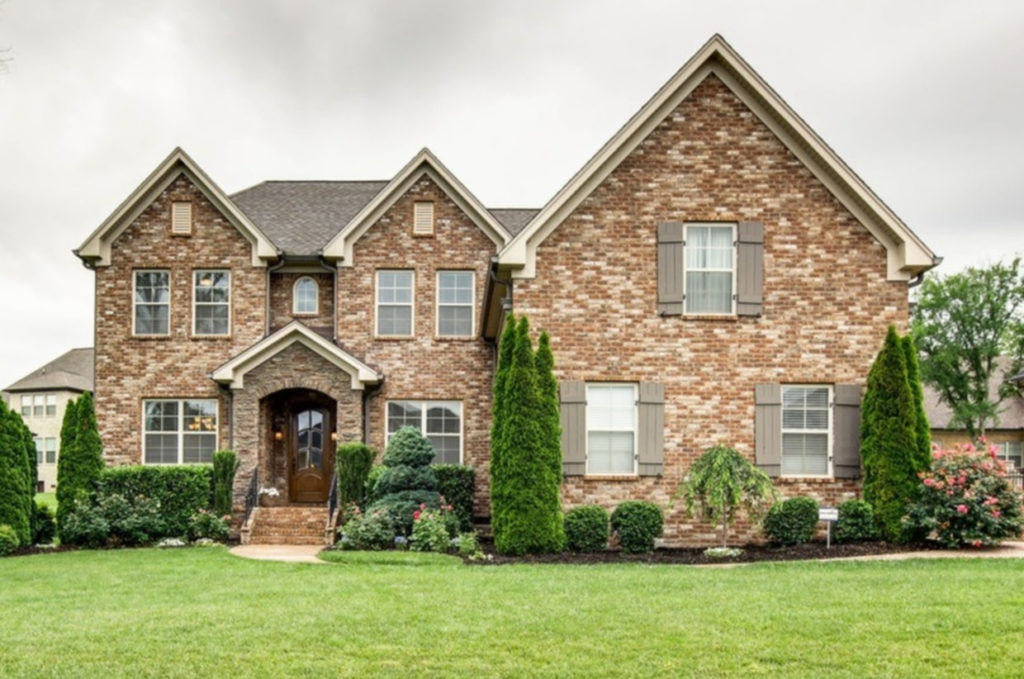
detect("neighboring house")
[2,348,95,492]
[73,35,937,545]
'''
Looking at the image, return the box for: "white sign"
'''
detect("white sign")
[819,507,839,522]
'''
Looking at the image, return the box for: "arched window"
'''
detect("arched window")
[293,276,318,315]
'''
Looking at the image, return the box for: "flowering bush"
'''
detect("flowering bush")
[905,442,1024,548]
[411,503,457,552]
[188,509,231,542]
[338,507,395,550]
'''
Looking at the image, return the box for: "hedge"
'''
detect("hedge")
[96,466,213,537]
[432,464,475,531]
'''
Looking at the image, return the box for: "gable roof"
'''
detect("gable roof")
[498,34,939,281]
[75,148,278,267]
[211,321,381,390]
[321,148,511,265]
[3,347,94,393]
[923,356,1024,430]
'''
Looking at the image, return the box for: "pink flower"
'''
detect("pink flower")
[972,540,982,548]
[923,478,936,487]
[992,510,1002,518]
[956,504,968,515]
[413,510,422,521]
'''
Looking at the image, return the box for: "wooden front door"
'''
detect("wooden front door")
[288,396,334,503]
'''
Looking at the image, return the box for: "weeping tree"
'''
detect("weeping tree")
[677,444,777,548]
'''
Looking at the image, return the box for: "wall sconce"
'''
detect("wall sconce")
[274,430,284,441]
[330,432,338,442]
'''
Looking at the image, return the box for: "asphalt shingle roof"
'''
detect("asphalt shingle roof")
[923,356,1024,430]
[3,347,94,393]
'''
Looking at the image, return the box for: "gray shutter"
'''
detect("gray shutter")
[637,382,665,476]
[657,221,684,316]
[736,221,764,317]
[754,383,781,476]
[833,384,862,478]
[560,381,587,476]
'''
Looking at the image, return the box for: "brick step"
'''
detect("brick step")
[253,519,325,528]
[249,536,325,545]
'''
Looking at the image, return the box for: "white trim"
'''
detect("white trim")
[385,399,463,464]
[211,320,381,390]
[780,384,833,478]
[435,270,475,337]
[375,269,415,338]
[292,276,319,315]
[132,269,171,337]
[192,269,231,337]
[683,223,736,316]
[585,383,638,476]
[141,398,219,465]
[322,148,509,265]
[498,35,936,281]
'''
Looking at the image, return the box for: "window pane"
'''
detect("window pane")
[184,400,217,432]
[782,433,828,475]
[45,438,57,464]
[426,404,460,434]
[378,306,412,335]
[195,304,229,335]
[685,271,732,313]
[182,434,215,464]
[34,437,43,465]
[438,272,473,304]
[587,386,635,430]
[294,278,317,313]
[145,401,178,432]
[21,396,31,417]
[438,307,472,336]
[428,435,460,464]
[587,432,634,473]
[388,402,422,434]
[136,303,169,335]
[136,271,169,302]
[145,434,179,464]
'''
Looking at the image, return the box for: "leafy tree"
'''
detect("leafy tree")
[56,392,105,537]
[901,334,932,472]
[861,326,918,542]
[0,400,33,545]
[676,444,777,548]
[911,259,1024,439]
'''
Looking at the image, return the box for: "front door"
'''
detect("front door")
[289,400,333,503]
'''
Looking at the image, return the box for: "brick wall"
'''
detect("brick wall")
[269,271,334,334]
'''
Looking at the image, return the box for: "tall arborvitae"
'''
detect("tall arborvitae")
[55,395,80,532]
[0,400,32,545]
[57,392,104,537]
[861,326,918,542]
[489,314,518,542]
[533,331,566,550]
[901,334,932,473]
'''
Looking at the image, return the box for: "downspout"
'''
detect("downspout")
[265,253,286,336]
[908,256,943,289]
[486,259,514,362]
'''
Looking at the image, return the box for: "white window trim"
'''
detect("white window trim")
[780,384,833,479]
[375,269,415,338]
[20,395,32,418]
[133,269,171,337]
[683,222,737,316]
[192,269,231,337]
[44,437,57,465]
[385,399,463,464]
[998,442,1023,470]
[142,398,219,465]
[585,382,638,476]
[292,276,319,315]
[45,394,56,416]
[435,270,475,337]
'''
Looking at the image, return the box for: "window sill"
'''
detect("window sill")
[582,474,639,482]
[433,335,477,342]
[374,335,415,341]
[682,314,738,322]
[291,312,320,318]
[190,335,233,341]
[131,334,172,340]
[777,476,836,482]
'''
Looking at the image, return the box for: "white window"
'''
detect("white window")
[34,395,45,418]
[781,385,832,476]
[586,384,637,475]
[20,395,31,418]
[44,438,56,464]
[193,270,230,336]
[386,400,461,464]
[46,394,56,417]
[33,437,42,465]
[413,201,435,235]
[998,442,1023,470]
[143,399,218,464]
[437,271,474,337]
[134,270,170,335]
[293,276,319,315]
[376,270,414,336]
[685,224,735,314]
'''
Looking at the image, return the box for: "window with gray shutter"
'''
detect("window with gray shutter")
[832,384,862,478]
[560,381,586,475]
[736,221,764,317]
[657,221,684,315]
[754,383,782,476]
[637,382,665,476]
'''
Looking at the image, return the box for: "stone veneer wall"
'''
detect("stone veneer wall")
[269,272,334,334]
[512,75,909,545]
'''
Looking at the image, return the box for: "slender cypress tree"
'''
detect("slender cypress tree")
[55,395,80,531]
[489,315,517,542]
[861,326,918,541]
[0,400,32,545]
[901,334,932,473]
[57,392,104,536]
[534,331,566,550]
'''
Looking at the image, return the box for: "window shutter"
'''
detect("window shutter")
[171,202,193,235]
[833,384,862,478]
[657,221,684,316]
[754,383,781,476]
[560,381,586,476]
[736,221,764,317]
[637,382,665,476]
[413,202,435,235]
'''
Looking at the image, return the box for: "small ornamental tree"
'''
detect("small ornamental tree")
[902,334,933,472]
[0,400,33,545]
[677,444,777,548]
[57,392,105,537]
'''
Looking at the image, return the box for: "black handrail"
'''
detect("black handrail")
[327,469,339,522]
[244,468,259,524]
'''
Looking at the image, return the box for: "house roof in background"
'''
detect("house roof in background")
[3,347,94,393]
[923,356,1024,430]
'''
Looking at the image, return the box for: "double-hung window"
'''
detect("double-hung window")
[33,437,56,465]
[45,394,56,416]
[386,400,461,464]
[134,270,170,335]
[437,271,474,337]
[20,395,31,417]
[143,399,218,464]
[193,270,230,335]
[781,385,831,476]
[586,384,637,474]
[684,224,735,314]
[376,270,414,336]
[999,442,1023,470]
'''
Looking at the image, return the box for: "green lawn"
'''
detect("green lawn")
[2,548,1023,677]
[34,492,57,510]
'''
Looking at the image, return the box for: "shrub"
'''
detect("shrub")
[57,392,104,539]
[0,524,19,556]
[411,504,457,553]
[60,504,110,548]
[835,500,880,543]
[905,442,1024,548]
[96,466,213,537]
[94,493,166,546]
[212,450,239,517]
[337,443,376,507]
[611,501,664,553]
[368,490,444,537]
[189,509,230,542]
[455,531,481,558]
[364,465,388,504]
[381,427,436,468]
[31,502,57,545]
[432,464,475,531]
[763,497,819,546]
[338,508,396,550]
[368,427,440,535]
[564,505,610,552]
[0,400,33,546]
[374,466,438,496]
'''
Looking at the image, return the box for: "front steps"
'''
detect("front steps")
[245,505,331,546]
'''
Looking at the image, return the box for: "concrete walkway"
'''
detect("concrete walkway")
[230,544,325,564]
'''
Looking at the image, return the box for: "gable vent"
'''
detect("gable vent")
[413,202,435,235]
[171,202,193,236]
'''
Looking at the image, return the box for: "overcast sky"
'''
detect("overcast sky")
[1,0,1022,390]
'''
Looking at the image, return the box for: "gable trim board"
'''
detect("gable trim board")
[322,148,510,266]
[75,148,279,267]
[498,34,937,282]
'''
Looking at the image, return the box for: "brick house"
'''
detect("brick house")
[74,35,936,545]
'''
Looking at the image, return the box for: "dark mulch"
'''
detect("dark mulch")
[470,540,939,566]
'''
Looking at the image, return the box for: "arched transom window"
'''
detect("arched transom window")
[293,276,318,315]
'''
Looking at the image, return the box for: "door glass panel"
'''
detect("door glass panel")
[295,409,324,471]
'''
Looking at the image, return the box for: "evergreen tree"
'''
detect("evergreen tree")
[55,395,80,531]
[489,315,517,542]
[861,326,918,542]
[533,331,566,549]
[902,334,932,473]
[57,392,104,537]
[0,400,32,545]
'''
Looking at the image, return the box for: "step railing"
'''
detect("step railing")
[240,468,259,545]
[325,470,339,546]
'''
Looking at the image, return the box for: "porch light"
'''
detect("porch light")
[330,432,338,442]
[273,430,284,441]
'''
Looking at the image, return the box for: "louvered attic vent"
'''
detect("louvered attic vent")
[413,201,435,235]
[171,201,193,235]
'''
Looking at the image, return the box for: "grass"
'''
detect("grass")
[2,548,1023,677]
[34,492,57,510]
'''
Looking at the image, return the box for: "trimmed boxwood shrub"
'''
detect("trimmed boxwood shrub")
[432,464,475,531]
[0,524,20,556]
[367,428,440,536]
[611,501,663,553]
[835,500,880,543]
[565,505,610,552]
[763,497,819,546]
[337,442,376,507]
[96,466,213,537]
